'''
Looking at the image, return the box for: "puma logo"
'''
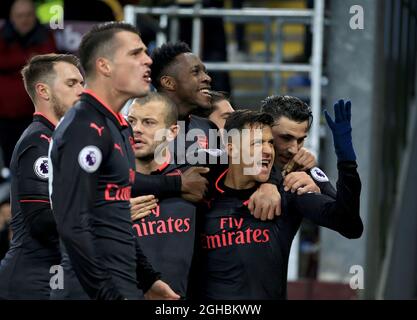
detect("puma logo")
[40,134,51,143]
[114,143,123,156]
[90,123,104,136]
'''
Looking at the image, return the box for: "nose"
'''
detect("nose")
[133,121,144,135]
[76,83,84,96]
[202,71,211,84]
[287,141,299,156]
[144,53,152,66]
[263,142,273,157]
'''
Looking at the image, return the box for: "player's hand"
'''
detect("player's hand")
[130,195,158,221]
[324,99,356,162]
[248,183,281,221]
[180,166,210,203]
[292,147,317,171]
[144,280,181,300]
[283,171,321,195]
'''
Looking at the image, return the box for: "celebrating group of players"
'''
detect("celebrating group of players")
[0,21,363,300]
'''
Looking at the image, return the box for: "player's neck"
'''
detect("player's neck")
[34,104,59,126]
[135,158,154,175]
[177,103,195,120]
[274,158,283,170]
[171,96,193,120]
[85,82,128,114]
[161,91,194,120]
[136,148,170,174]
[225,165,257,190]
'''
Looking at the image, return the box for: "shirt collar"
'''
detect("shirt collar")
[83,89,129,129]
[214,168,258,203]
[151,149,172,174]
[33,112,55,131]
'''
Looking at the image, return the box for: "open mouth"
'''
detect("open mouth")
[143,70,151,83]
[261,158,271,168]
[199,88,212,98]
[257,158,272,171]
[134,138,146,148]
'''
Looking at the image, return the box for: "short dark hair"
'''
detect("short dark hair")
[21,53,81,102]
[224,109,274,133]
[78,21,140,76]
[211,90,229,104]
[260,95,313,129]
[191,90,230,118]
[131,92,178,126]
[150,41,191,89]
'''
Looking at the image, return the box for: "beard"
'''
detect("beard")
[136,141,169,166]
[50,94,67,120]
[136,151,156,162]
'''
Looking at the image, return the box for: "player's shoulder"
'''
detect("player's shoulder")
[54,102,108,142]
[10,123,51,177]
[16,121,52,153]
[67,100,106,126]
[190,114,219,130]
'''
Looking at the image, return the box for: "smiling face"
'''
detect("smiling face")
[108,31,152,99]
[171,53,212,110]
[229,124,275,185]
[271,116,309,167]
[49,61,84,119]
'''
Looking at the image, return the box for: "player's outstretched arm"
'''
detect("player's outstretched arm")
[290,100,363,239]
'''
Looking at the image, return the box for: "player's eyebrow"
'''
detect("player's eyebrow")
[128,47,145,55]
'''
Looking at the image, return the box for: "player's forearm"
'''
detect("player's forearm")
[134,236,161,292]
[316,180,337,198]
[333,161,363,238]
[132,172,181,198]
[293,161,363,239]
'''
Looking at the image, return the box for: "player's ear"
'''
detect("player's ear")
[160,75,176,91]
[227,141,234,158]
[35,82,50,101]
[167,124,179,141]
[96,57,111,77]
